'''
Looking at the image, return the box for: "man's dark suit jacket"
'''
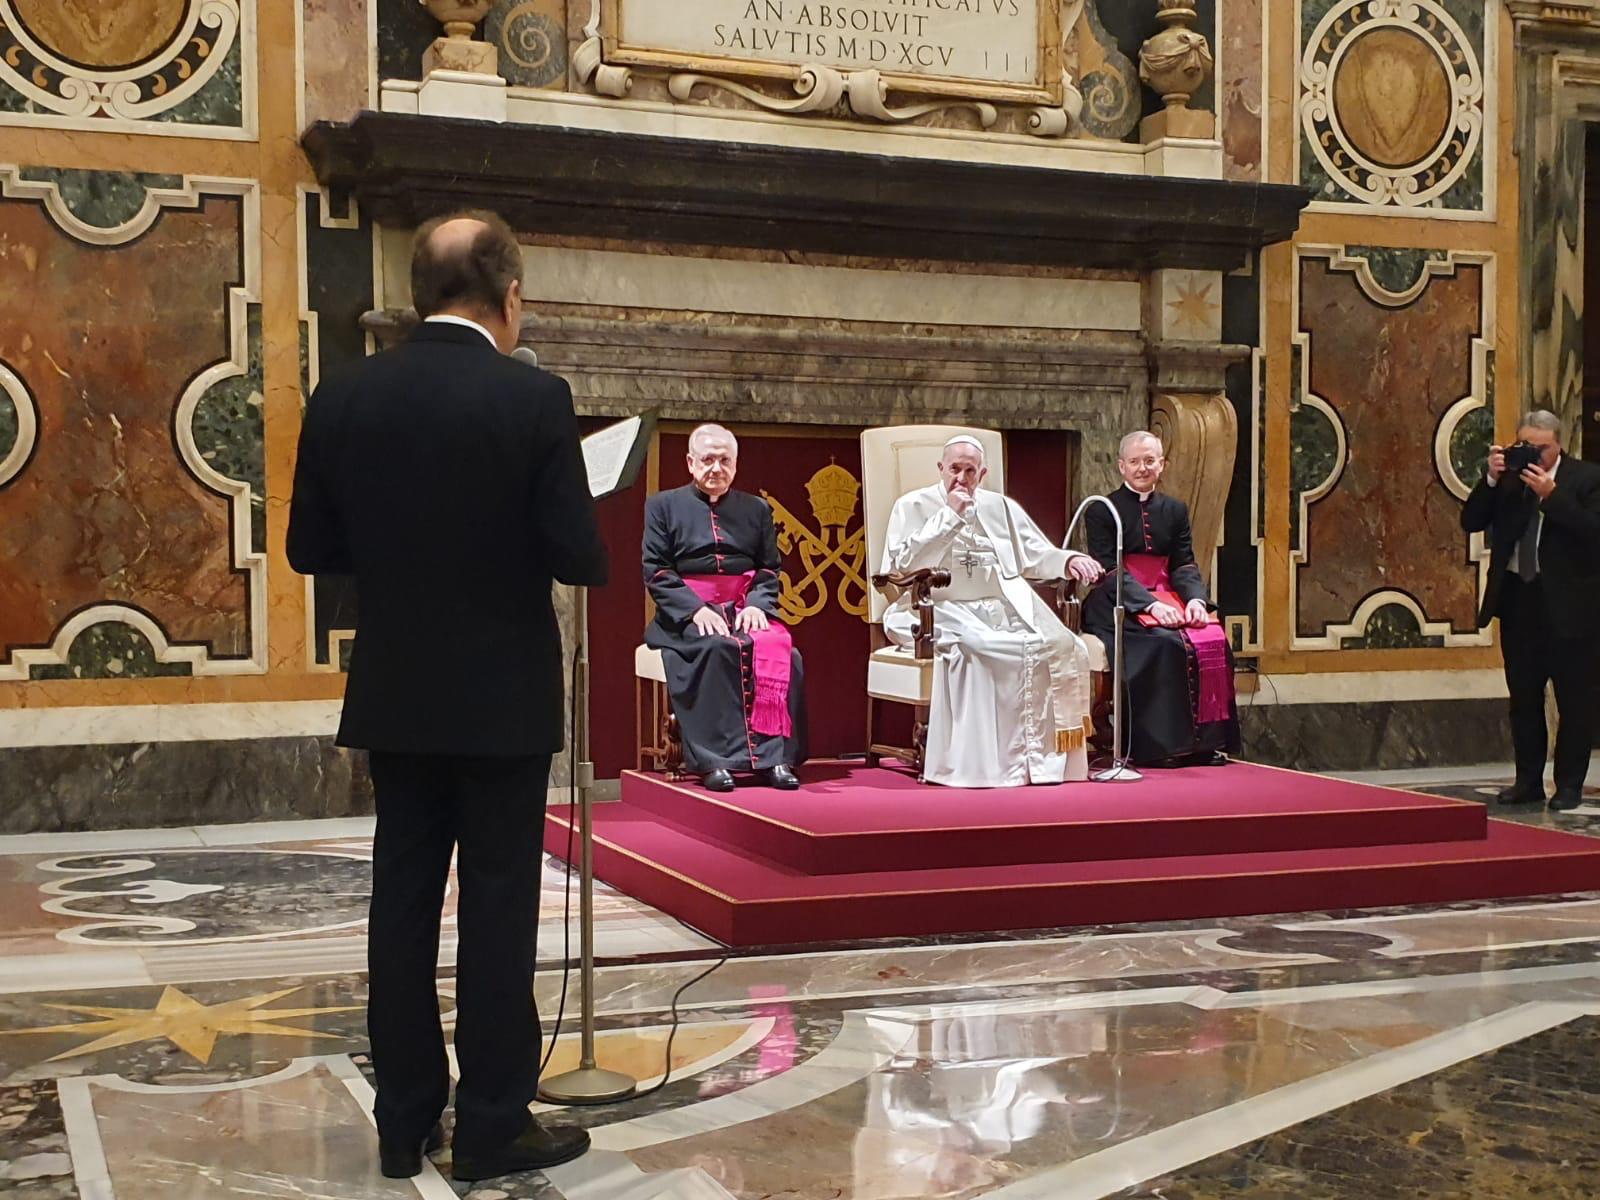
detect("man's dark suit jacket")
[287,322,609,756]
[1460,452,1600,640]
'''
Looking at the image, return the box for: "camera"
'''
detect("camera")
[1503,441,1544,476]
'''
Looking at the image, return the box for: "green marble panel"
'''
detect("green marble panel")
[30,622,192,681]
[191,309,266,554]
[149,32,245,128]
[16,167,184,232]
[0,387,15,463]
[1344,246,1448,296]
[1339,602,1443,650]
[1450,403,1494,488]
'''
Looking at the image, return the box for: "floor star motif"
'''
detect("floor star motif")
[1166,275,1218,334]
[2,985,359,1064]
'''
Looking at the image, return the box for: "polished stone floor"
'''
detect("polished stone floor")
[1,763,1598,1198]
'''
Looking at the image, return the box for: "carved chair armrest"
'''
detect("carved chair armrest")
[871,569,951,660]
[1049,578,1085,635]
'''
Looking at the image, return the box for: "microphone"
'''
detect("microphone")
[511,346,539,369]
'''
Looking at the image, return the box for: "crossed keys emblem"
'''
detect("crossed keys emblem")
[760,462,869,626]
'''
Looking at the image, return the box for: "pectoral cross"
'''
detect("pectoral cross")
[957,549,982,579]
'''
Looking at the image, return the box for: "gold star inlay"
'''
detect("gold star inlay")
[2,985,360,1064]
[1166,276,1218,334]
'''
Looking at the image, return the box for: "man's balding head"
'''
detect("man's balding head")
[411,210,524,348]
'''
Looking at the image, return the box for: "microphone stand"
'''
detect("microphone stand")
[537,585,638,1104]
[1064,496,1142,783]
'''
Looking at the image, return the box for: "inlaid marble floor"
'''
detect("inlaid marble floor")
[1,765,1598,1199]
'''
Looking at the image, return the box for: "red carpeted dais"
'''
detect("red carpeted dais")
[543,762,1600,947]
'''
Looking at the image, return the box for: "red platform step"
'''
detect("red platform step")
[545,763,1600,947]
[616,763,1486,873]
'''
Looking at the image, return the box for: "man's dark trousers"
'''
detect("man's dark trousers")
[366,752,552,1156]
[1499,576,1598,791]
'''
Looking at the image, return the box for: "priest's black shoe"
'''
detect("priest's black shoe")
[452,1123,591,1182]
[702,768,736,792]
[1495,784,1545,806]
[763,764,800,790]
[379,1122,445,1179]
[1550,787,1585,812]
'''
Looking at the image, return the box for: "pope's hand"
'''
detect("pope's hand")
[946,485,974,516]
[691,606,731,637]
[735,606,770,633]
[1148,601,1186,628]
[1184,598,1210,627]
[1066,554,1104,585]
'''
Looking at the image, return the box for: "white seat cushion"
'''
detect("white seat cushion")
[867,645,933,703]
[634,644,667,683]
[1082,633,1108,674]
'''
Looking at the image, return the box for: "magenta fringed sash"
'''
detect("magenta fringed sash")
[1124,553,1232,725]
[684,572,793,738]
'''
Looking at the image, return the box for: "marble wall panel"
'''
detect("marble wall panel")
[1217,268,1262,650]
[301,191,373,670]
[0,0,254,137]
[0,737,372,834]
[1238,697,1512,770]
[1220,0,1263,181]
[1293,250,1487,645]
[1298,0,1491,215]
[302,0,372,128]
[0,176,259,672]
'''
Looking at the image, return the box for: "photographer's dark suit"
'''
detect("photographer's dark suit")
[1461,452,1600,792]
[288,322,607,1157]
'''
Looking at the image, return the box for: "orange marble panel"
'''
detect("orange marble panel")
[0,196,250,660]
[11,0,188,71]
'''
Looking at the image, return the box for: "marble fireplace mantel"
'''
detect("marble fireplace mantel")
[302,112,1309,272]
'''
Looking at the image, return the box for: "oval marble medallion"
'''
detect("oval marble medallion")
[10,0,190,72]
[1332,26,1452,170]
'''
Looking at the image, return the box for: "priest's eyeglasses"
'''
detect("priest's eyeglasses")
[1121,455,1164,468]
[694,452,735,469]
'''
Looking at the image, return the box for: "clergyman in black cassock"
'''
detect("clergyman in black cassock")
[1083,433,1241,767]
[643,426,807,789]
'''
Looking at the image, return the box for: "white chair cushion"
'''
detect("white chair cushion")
[1082,633,1108,674]
[634,644,667,683]
[867,645,933,703]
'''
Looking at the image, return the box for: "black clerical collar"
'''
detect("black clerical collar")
[692,486,726,505]
[1122,484,1156,504]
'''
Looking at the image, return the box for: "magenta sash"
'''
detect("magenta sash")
[1124,553,1232,725]
[684,572,793,738]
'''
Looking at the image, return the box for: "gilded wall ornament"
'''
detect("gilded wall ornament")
[763,463,869,627]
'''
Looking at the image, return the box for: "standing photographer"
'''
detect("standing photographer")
[1462,411,1600,811]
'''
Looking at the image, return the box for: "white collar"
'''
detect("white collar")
[1123,484,1156,503]
[425,314,498,348]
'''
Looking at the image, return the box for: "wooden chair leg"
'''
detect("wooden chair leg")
[665,710,684,779]
[865,696,880,768]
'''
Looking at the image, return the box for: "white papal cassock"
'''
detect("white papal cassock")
[882,483,1093,789]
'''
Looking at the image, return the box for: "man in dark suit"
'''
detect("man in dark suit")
[1462,410,1600,812]
[288,211,606,1183]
